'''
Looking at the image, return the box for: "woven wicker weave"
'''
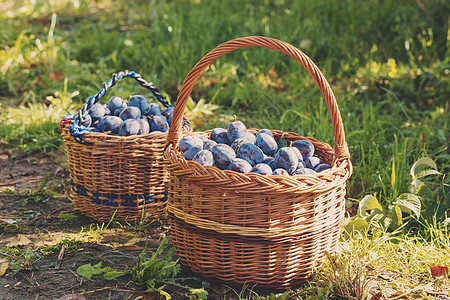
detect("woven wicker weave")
[164,36,352,288]
[61,71,191,223]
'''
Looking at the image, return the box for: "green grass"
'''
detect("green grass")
[0,0,449,297]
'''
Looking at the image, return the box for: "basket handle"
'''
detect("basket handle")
[166,36,350,162]
[67,70,170,144]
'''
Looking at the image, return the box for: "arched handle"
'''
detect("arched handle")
[166,36,350,162]
[67,70,170,144]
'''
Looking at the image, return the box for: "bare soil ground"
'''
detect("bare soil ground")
[0,149,257,300]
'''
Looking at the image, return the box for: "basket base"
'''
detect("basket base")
[169,214,343,289]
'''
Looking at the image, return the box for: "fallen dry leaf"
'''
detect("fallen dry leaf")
[50,71,64,82]
[0,219,17,224]
[0,261,8,276]
[6,234,31,247]
[430,265,449,280]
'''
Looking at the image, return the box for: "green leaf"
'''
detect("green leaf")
[414,169,441,180]
[344,217,369,238]
[57,213,79,221]
[390,205,403,227]
[188,288,208,299]
[410,157,437,179]
[77,263,94,279]
[104,270,126,280]
[416,184,434,199]
[277,133,287,149]
[394,193,422,218]
[358,195,383,217]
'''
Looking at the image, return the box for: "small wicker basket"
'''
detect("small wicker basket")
[61,70,191,223]
[164,37,352,288]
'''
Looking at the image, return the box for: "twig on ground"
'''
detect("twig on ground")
[57,244,66,268]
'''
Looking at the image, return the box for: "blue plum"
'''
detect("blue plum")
[210,128,229,144]
[273,168,290,176]
[113,106,126,117]
[183,146,202,160]
[192,150,214,166]
[97,116,123,134]
[227,158,252,174]
[117,119,140,136]
[274,147,298,174]
[211,144,236,169]
[161,107,174,125]
[227,121,247,143]
[80,114,92,127]
[305,156,322,169]
[292,140,315,160]
[149,115,169,132]
[255,133,278,156]
[148,103,162,117]
[119,106,141,120]
[245,131,256,143]
[256,129,274,138]
[237,143,265,166]
[103,104,111,116]
[107,96,127,113]
[250,163,272,175]
[293,168,316,175]
[88,103,106,121]
[138,118,150,135]
[314,164,331,173]
[179,136,204,152]
[203,139,217,151]
[128,95,151,115]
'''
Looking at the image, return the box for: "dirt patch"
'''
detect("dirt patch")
[0,150,281,299]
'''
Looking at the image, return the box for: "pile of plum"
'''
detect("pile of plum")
[179,121,331,176]
[78,95,174,136]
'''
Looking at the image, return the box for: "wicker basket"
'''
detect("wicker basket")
[164,37,353,288]
[61,70,191,223]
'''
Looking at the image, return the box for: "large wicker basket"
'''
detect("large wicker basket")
[164,37,352,288]
[61,70,191,223]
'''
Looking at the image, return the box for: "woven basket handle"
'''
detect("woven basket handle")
[167,36,350,162]
[74,70,170,123]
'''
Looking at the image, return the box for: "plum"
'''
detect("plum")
[256,129,274,138]
[245,131,256,143]
[255,133,278,156]
[80,114,92,127]
[119,106,141,120]
[315,164,331,173]
[128,95,151,115]
[227,121,247,143]
[88,103,106,121]
[117,119,140,136]
[274,147,298,174]
[137,118,150,135]
[211,144,236,169]
[292,140,315,160]
[183,146,202,160]
[273,168,290,176]
[210,128,229,144]
[227,158,252,174]
[107,96,127,113]
[192,150,214,166]
[161,107,174,125]
[293,168,316,175]
[203,139,217,151]
[179,136,204,152]
[149,115,169,132]
[113,107,125,117]
[97,116,123,134]
[305,156,322,169]
[103,104,111,116]
[237,143,264,166]
[250,163,272,175]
